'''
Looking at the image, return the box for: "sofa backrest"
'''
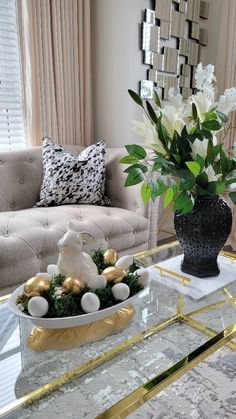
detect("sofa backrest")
[0,145,85,211]
[0,145,126,212]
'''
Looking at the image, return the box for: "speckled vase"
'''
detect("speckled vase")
[174,195,232,278]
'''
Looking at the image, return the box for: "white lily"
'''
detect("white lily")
[195,63,216,90]
[189,91,213,122]
[213,135,218,145]
[168,87,185,111]
[191,138,209,159]
[217,87,236,114]
[161,105,185,137]
[132,115,167,155]
[203,165,221,182]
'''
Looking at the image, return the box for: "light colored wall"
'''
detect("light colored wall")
[91,0,222,147]
[200,0,222,66]
[91,0,152,147]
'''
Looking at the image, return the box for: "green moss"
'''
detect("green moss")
[91,249,114,274]
[51,273,66,287]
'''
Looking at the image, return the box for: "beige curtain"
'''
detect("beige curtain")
[215,0,236,248]
[17,0,92,147]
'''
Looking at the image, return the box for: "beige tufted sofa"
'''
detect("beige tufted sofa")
[0,145,158,295]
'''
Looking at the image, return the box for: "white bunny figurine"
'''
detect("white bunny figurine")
[57,221,98,284]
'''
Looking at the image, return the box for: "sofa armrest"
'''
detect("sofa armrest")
[105,149,159,248]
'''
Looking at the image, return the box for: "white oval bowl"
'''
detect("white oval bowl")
[8,284,145,329]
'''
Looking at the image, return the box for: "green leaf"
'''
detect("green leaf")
[215,181,226,194]
[157,116,170,146]
[174,191,194,213]
[196,172,208,188]
[229,191,236,204]
[124,168,144,187]
[181,125,189,138]
[212,144,221,160]
[125,144,147,159]
[141,182,152,204]
[192,103,198,121]
[153,90,162,108]
[186,161,201,176]
[203,111,218,121]
[207,139,214,162]
[128,89,143,107]
[226,177,236,186]
[155,178,168,196]
[201,120,221,131]
[146,101,158,124]
[164,186,174,208]
[119,155,139,164]
[172,154,181,164]
[152,156,170,169]
[124,163,148,173]
[201,130,213,140]
[152,160,162,171]
[195,154,205,170]
[227,159,236,175]
[216,110,228,123]
[220,149,228,174]
[180,175,196,191]
[208,181,226,194]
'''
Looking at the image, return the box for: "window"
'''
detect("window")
[0,0,25,151]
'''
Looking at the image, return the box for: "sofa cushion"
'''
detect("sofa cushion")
[0,205,149,291]
[36,138,109,207]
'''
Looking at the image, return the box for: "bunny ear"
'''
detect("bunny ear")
[58,238,63,250]
[81,232,95,244]
[67,220,75,232]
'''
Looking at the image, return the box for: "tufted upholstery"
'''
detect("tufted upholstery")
[0,146,158,294]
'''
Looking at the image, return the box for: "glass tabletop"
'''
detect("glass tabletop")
[0,241,235,419]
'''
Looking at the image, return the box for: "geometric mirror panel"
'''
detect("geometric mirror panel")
[141,0,209,99]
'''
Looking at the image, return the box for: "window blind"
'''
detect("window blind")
[0,0,25,151]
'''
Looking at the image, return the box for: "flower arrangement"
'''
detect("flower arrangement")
[120,63,236,213]
[16,249,148,318]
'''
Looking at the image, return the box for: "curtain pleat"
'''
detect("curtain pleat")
[17,0,92,147]
[215,0,236,249]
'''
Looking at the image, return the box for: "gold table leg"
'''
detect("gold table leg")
[177,293,184,318]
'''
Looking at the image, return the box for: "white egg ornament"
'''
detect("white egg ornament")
[112,283,130,301]
[115,255,133,271]
[81,292,100,313]
[136,268,150,287]
[47,264,59,276]
[28,296,49,317]
[36,272,52,281]
[87,275,107,289]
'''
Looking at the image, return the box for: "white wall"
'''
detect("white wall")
[200,0,222,66]
[91,0,152,147]
[91,0,222,147]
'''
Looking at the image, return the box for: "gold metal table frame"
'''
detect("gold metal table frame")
[0,241,235,419]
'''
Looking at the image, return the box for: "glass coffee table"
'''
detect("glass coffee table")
[0,241,235,419]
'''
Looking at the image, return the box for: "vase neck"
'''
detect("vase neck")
[195,194,219,202]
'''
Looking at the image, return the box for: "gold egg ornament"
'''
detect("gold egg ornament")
[103,249,118,265]
[102,266,127,284]
[62,277,85,294]
[24,277,51,297]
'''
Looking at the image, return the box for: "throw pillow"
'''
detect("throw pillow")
[36,138,110,207]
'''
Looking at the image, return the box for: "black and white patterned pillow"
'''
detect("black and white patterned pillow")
[36,138,110,207]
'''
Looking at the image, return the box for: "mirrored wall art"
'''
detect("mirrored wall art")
[140,0,209,99]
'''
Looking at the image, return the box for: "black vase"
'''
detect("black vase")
[174,195,232,278]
